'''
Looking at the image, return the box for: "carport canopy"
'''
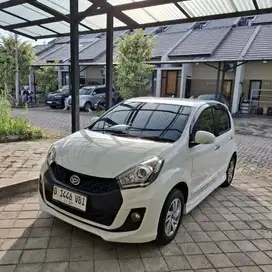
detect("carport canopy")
[1,0,272,132]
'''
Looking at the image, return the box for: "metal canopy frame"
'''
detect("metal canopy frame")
[2,0,272,133]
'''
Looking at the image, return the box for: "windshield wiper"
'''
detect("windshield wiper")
[140,136,175,143]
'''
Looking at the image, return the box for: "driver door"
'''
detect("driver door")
[91,88,103,104]
[189,107,218,198]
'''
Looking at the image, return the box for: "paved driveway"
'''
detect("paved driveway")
[3,108,271,272]
[0,175,272,271]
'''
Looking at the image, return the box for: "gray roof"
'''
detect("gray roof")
[36,43,66,61]
[153,32,187,57]
[245,25,272,60]
[79,38,107,61]
[44,44,70,61]
[35,13,272,63]
[204,18,239,29]
[170,27,230,57]
[252,13,272,25]
[33,44,50,55]
[164,23,194,33]
[79,31,129,61]
[201,26,257,61]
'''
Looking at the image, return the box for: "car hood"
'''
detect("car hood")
[54,129,171,178]
[48,92,63,97]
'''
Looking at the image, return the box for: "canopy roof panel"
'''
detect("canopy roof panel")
[0,0,272,39]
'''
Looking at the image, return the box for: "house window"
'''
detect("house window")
[194,21,208,30]
[238,16,255,27]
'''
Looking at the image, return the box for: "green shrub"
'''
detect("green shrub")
[0,87,45,140]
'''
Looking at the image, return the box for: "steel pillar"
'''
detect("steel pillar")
[105,11,114,110]
[219,62,226,102]
[215,62,221,100]
[70,0,80,133]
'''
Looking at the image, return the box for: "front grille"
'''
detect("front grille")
[51,163,119,194]
[44,188,117,226]
[44,164,123,226]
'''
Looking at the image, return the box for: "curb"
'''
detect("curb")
[0,178,38,199]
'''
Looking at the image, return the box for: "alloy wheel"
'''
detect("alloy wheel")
[164,198,182,237]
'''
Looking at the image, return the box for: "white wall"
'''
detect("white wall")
[84,66,104,83]
[192,63,235,80]
[244,61,272,80]
[232,62,245,114]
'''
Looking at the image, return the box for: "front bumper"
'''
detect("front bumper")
[39,163,162,243]
[46,99,63,106]
[65,99,84,109]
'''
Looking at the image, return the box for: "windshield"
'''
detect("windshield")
[79,87,94,95]
[89,102,192,143]
[56,86,69,93]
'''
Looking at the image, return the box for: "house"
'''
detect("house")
[34,13,272,114]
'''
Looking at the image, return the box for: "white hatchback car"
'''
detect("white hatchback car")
[39,97,237,244]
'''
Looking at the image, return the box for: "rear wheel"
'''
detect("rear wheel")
[221,156,236,187]
[84,102,92,112]
[155,189,184,245]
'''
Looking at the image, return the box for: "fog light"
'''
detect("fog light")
[131,212,141,222]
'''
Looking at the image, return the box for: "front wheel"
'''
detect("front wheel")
[84,102,92,112]
[221,156,236,187]
[155,189,184,245]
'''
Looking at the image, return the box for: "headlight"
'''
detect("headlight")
[117,157,164,189]
[47,145,56,166]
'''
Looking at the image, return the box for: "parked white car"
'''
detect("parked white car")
[39,97,237,244]
[65,85,117,111]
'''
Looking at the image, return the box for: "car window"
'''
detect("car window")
[193,107,215,135]
[79,87,94,95]
[94,88,105,94]
[89,102,192,143]
[214,107,231,136]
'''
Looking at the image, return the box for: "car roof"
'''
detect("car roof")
[127,97,223,108]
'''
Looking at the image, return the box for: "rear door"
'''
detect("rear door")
[212,105,234,178]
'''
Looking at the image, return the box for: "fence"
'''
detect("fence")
[249,89,272,115]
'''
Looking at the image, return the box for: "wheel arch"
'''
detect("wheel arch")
[172,182,189,204]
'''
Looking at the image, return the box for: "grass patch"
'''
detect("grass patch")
[0,88,46,142]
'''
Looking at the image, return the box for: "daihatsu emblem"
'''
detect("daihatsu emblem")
[70,175,80,186]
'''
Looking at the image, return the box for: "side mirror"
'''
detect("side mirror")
[90,116,99,125]
[194,130,215,145]
[92,91,97,96]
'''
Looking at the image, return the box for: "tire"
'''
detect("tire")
[155,189,184,245]
[84,102,92,112]
[221,155,236,187]
[49,106,56,109]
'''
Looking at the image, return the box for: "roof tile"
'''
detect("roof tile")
[245,25,272,60]
[170,27,230,56]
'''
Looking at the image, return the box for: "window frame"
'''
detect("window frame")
[189,105,216,146]
[212,105,231,136]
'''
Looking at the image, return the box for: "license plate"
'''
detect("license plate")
[52,186,87,212]
[47,101,52,104]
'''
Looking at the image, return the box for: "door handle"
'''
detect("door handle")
[215,145,220,150]
[229,136,233,140]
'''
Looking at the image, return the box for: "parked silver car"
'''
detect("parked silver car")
[65,85,116,111]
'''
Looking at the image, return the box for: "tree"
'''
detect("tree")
[36,64,58,93]
[115,29,156,99]
[0,34,35,92]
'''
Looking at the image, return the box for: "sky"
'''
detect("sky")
[0,29,53,45]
